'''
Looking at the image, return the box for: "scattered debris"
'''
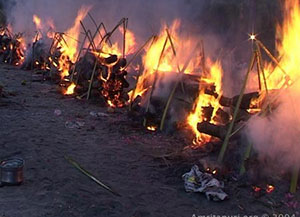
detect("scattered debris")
[54,109,62,116]
[89,111,109,118]
[65,120,85,129]
[182,165,228,201]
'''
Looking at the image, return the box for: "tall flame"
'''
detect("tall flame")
[132,20,201,99]
[33,15,42,30]
[264,0,300,90]
[59,5,91,78]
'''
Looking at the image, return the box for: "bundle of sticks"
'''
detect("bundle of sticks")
[0,27,25,66]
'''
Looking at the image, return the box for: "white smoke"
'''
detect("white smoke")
[3,0,209,44]
[247,81,300,171]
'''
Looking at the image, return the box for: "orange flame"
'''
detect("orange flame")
[64,83,76,95]
[263,0,300,90]
[187,60,223,146]
[59,5,91,78]
[33,15,42,30]
[132,20,201,99]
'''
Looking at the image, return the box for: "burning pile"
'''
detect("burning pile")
[1,1,299,194]
[19,9,136,108]
[0,26,25,66]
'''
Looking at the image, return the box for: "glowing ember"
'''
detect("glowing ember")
[252,186,262,192]
[64,83,76,95]
[266,184,275,194]
[147,126,157,131]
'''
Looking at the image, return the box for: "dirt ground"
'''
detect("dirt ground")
[0,65,299,217]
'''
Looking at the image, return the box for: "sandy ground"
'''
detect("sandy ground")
[0,65,299,217]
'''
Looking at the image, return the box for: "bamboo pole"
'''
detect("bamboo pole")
[124,35,156,71]
[98,18,126,48]
[86,58,98,100]
[87,13,103,40]
[70,33,88,82]
[128,68,142,111]
[128,36,156,111]
[87,12,112,46]
[143,36,169,127]
[65,156,121,196]
[201,40,207,74]
[239,137,252,175]
[256,42,269,94]
[218,52,256,163]
[255,39,288,78]
[122,18,128,58]
[80,21,96,51]
[160,43,199,131]
[290,167,299,193]
[165,28,185,93]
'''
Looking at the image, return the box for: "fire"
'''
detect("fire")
[64,83,76,95]
[266,184,275,194]
[146,126,157,132]
[59,5,91,78]
[132,19,201,99]
[33,15,42,30]
[252,186,261,192]
[95,27,137,59]
[187,60,223,145]
[263,0,300,90]
[124,29,137,56]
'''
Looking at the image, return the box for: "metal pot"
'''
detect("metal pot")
[0,158,24,185]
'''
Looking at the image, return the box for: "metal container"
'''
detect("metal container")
[0,158,24,185]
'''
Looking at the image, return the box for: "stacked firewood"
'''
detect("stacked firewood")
[197,91,260,140]
[73,51,129,107]
[0,28,25,66]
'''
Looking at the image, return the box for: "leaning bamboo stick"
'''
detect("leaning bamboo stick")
[122,18,128,58]
[256,42,269,94]
[239,138,252,175]
[87,13,104,41]
[70,33,88,83]
[201,40,206,74]
[80,21,96,51]
[160,43,199,131]
[65,156,121,196]
[124,35,156,70]
[290,167,299,193]
[255,39,288,78]
[165,28,185,93]
[128,68,142,111]
[128,36,156,111]
[218,52,256,163]
[98,18,126,48]
[143,36,169,127]
[86,59,98,100]
[87,13,112,46]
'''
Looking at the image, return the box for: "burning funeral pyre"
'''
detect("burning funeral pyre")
[1,0,300,198]
[0,26,25,66]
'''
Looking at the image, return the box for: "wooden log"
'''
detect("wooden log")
[219,92,259,109]
[197,121,242,140]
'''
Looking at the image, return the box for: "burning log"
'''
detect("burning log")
[197,121,242,141]
[219,92,259,109]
